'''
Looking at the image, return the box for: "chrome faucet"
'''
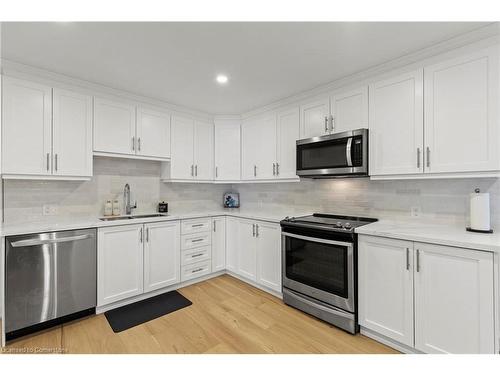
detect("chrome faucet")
[123,183,137,215]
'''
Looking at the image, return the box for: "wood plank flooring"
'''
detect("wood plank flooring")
[1,275,398,354]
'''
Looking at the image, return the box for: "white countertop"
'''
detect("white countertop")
[355,220,500,253]
[0,209,307,237]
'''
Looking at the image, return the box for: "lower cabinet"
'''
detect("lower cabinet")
[256,221,282,292]
[226,217,239,272]
[98,221,180,307]
[237,219,258,281]
[212,216,226,273]
[358,235,495,354]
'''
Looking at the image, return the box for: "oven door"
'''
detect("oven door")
[282,231,355,312]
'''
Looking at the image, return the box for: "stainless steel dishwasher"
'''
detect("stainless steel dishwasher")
[5,228,97,340]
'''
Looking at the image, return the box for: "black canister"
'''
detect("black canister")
[158,201,168,213]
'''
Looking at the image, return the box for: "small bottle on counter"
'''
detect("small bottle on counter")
[104,199,113,216]
[112,198,121,216]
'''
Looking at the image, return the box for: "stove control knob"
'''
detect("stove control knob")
[344,222,352,229]
[336,222,343,228]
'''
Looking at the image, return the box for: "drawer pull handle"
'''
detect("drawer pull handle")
[192,224,204,228]
[191,253,203,258]
[192,268,204,273]
[191,238,204,243]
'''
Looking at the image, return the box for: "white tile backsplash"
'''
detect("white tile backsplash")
[3,156,499,230]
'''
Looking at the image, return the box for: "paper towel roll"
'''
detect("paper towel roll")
[470,191,491,231]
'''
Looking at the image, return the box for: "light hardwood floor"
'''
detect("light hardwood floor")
[1,275,398,354]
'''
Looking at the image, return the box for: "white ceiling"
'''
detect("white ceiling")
[1,22,491,115]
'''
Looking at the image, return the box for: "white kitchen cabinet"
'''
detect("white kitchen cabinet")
[237,219,257,281]
[214,119,241,181]
[98,224,144,306]
[369,69,424,176]
[300,97,330,138]
[212,217,226,272]
[143,221,180,293]
[194,121,214,181]
[358,236,414,347]
[241,118,261,180]
[414,242,494,354]
[255,221,281,293]
[276,107,300,179]
[2,77,92,179]
[330,86,368,133]
[52,88,93,177]
[170,115,195,180]
[423,47,499,174]
[225,217,239,272]
[2,77,52,176]
[136,106,171,159]
[94,97,136,156]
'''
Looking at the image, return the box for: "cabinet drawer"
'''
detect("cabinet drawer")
[181,232,211,250]
[181,260,211,282]
[181,218,211,235]
[181,246,211,266]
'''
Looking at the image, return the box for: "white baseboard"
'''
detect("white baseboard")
[360,327,421,354]
[225,270,282,299]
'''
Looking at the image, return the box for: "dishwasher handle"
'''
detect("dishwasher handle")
[10,234,92,248]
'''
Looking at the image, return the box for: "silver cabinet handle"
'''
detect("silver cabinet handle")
[46,153,50,171]
[330,115,335,133]
[191,238,204,243]
[191,165,194,176]
[55,154,58,171]
[416,249,420,272]
[252,223,255,237]
[273,163,276,176]
[191,253,204,258]
[146,227,149,242]
[406,248,410,270]
[254,165,257,177]
[191,267,204,273]
[417,148,421,169]
[213,221,216,232]
[426,147,430,168]
[195,165,198,177]
[255,224,259,237]
[324,116,328,132]
[215,166,218,178]
[139,227,143,243]
[132,137,135,151]
[192,224,204,228]
[138,137,141,151]
[276,162,280,176]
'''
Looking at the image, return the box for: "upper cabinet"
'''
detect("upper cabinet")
[242,108,300,181]
[299,86,368,139]
[165,115,213,181]
[214,119,241,181]
[2,76,92,179]
[94,97,171,160]
[369,69,424,176]
[370,46,500,179]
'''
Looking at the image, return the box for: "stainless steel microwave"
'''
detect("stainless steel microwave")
[296,128,368,178]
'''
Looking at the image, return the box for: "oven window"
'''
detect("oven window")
[297,139,348,170]
[285,236,348,297]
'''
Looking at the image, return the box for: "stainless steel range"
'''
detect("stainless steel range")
[280,213,377,334]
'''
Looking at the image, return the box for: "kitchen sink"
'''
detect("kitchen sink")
[99,214,167,221]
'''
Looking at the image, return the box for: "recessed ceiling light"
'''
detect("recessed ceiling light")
[216,74,229,84]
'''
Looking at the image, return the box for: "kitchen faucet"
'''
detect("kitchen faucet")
[123,183,137,215]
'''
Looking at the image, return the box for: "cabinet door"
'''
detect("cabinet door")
[97,224,144,306]
[93,97,136,155]
[330,86,368,133]
[214,120,241,181]
[358,236,414,347]
[241,119,260,180]
[256,221,281,293]
[211,217,226,273]
[2,77,52,175]
[299,97,330,138]
[170,115,194,180]
[225,217,239,272]
[194,121,214,181]
[136,106,171,159]
[276,107,300,179]
[52,88,93,177]
[237,219,257,281]
[369,70,424,176]
[255,114,277,180]
[143,221,180,293]
[424,47,499,173]
[414,243,494,354]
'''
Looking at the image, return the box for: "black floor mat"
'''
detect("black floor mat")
[104,290,192,333]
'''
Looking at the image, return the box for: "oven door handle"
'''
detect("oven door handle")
[281,231,353,248]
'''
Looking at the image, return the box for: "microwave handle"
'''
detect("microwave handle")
[346,137,353,167]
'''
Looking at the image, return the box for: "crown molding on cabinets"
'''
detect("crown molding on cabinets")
[241,23,500,120]
[0,59,214,123]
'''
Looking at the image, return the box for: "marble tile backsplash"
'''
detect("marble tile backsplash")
[2,156,499,229]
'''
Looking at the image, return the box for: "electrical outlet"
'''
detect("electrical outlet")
[410,206,421,218]
[42,204,58,216]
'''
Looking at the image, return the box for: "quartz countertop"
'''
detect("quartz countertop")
[355,220,500,253]
[0,209,310,237]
